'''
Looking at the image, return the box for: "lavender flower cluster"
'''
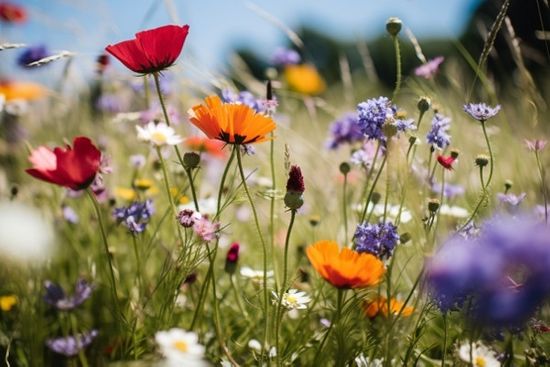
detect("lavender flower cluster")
[426,113,451,149]
[354,221,400,260]
[113,200,154,234]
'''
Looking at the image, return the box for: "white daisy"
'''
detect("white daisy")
[247,339,262,352]
[155,328,208,367]
[458,341,501,367]
[272,289,311,310]
[240,266,274,281]
[440,204,469,218]
[137,121,183,146]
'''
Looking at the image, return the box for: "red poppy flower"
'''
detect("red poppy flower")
[105,24,189,74]
[437,155,456,170]
[0,2,27,24]
[26,137,101,190]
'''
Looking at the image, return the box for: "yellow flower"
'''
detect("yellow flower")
[179,195,190,205]
[284,64,326,95]
[0,295,17,311]
[133,178,154,191]
[0,80,47,101]
[114,187,137,201]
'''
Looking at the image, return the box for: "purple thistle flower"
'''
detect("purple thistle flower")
[113,200,154,234]
[414,56,444,79]
[17,45,49,68]
[44,279,93,311]
[326,112,364,149]
[464,103,501,122]
[354,221,400,260]
[357,97,394,142]
[524,139,547,152]
[426,214,550,328]
[46,330,98,357]
[426,113,451,149]
[177,209,201,228]
[271,48,301,66]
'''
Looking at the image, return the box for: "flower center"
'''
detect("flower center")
[151,131,168,144]
[285,294,298,305]
[475,357,486,367]
[173,340,188,353]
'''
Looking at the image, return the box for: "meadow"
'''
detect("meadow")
[0,1,549,366]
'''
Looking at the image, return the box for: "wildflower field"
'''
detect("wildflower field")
[1,1,550,366]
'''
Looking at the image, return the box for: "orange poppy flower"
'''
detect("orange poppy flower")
[0,80,46,101]
[188,95,276,145]
[284,64,326,95]
[184,136,226,158]
[306,240,385,289]
[363,296,414,319]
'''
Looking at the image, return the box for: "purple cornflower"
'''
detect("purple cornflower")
[524,139,547,152]
[357,97,394,142]
[464,103,501,122]
[192,217,220,242]
[326,112,364,149]
[354,221,400,260]
[393,117,416,133]
[62,205,79,224]
[113,200,154,234]
[46,330,98,357]
[17,45,49,68]
[414,56,444,79]
[426,214,550,328]
[426,113,451,149]
[271,48,301,66]
[221,89,272,114]
[430,180,464,199]
[129,154,146,168]
[497,192,526,206]
[44,279,93,311]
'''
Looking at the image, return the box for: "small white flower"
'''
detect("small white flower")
[458,341,501,367]
[272,289,311,310]
[269,346,277,358]
[178,197,217,217]
[355,353,384,367]
[440,204,469,218]
[113,111,142,124]
[5,99,28,116]
[359,203,412,224]
[155,328,208,367]
[0,201,55,264]
[248,339,262,352]
[240,266,274,281]
[137,121,183,146]
[0,94,5,112]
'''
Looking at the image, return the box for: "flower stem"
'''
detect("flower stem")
[342,172,349,245]
[190,149,235,330]
[391,35,402,101]
[275,209,296,366]
[360,154,388,223]
[481,121,494,188]
[86,189,124,326]
[185,167,200,212]
[313,289,344,365]
[535,151,548,224]
[235,146,270,358]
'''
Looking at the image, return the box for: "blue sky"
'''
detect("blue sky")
[0,0,482,80]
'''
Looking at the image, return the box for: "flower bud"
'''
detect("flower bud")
[383,123,398,138]
[504,179,513,192]
[308,214,320,227]
[400,232,412,244]
[371,192,382,205]
[408,136,417,145]
[386,17,402,37]
[285,165,305,210]
[183,152,200,169]
[224,242,240,275]
[339,162,351,175]
[475,154,489,168]
[450,149,460,159]
[417,97,431,113]
[428,198,440,213]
